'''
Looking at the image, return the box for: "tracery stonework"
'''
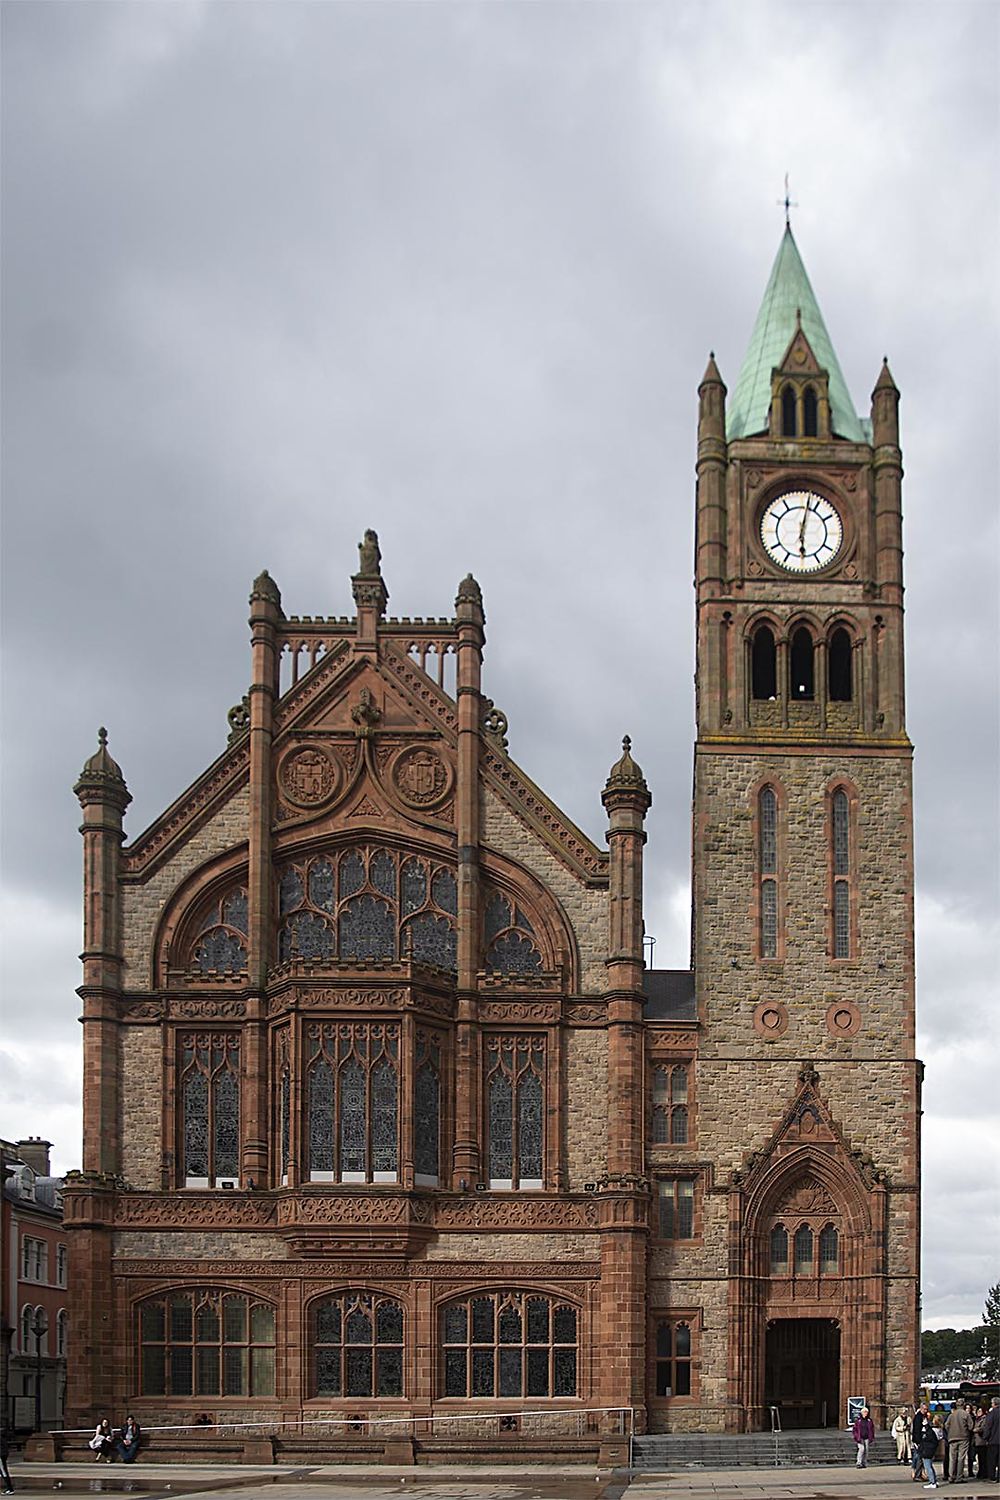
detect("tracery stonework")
[391,745,451,807]
[278,744,340,808]
[68,230,919,1453]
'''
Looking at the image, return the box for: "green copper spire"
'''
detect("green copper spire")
[727,226,869,443]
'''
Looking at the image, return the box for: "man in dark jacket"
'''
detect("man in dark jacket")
[946,1399,974,1482]
[983,1398,1000,1483]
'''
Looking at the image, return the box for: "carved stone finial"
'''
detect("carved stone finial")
[75,726,131,809]
[227,694,251,745]
[605,735,648,792]
[351,685,382,738]
[250,569,282,607]
[482,698,509,751]
[798,1061,820,1086]
[358,529,382,578]
[456,573,483,608]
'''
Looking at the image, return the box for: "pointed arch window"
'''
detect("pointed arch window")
[305,1021,399,1183]
[803,385,818,437]
[180,1033,240,1187]
[790,628,815,700]
[485,1035,545,1188]
[819,1224,839,1272]
[769,1224,789,1273]
[276,847,457,972]
[751,624,777,700]
[483,890,543,975]
[758,786,780,959]
[137,1289,275,1397]
[441,1291,577,1398]
[651,1064,690,1144]
[831,788,853,959]
[190,887,248,975]
[781,386,797,436]
[828,628,853,702]
[793,1224,814,1274]
[313,1291,404,1398]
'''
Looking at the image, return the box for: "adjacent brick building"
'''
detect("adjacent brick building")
[2,1140,68,1434]
[64,226,919,1457]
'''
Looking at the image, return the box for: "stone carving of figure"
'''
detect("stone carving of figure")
[358,529,381,577]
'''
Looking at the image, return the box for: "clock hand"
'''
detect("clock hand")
[798,505,808,553]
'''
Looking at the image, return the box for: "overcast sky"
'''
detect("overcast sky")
[1,1,997,1331]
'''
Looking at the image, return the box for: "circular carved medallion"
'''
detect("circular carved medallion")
[278,745,341,809]
[390,745,452,809]
[825,1000,861,1038]
[752,999,789,1039]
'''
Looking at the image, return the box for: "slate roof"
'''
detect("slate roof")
[642,969,697,1021]
[727,226,870,444]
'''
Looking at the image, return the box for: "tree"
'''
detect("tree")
[984,1283,1000,1327]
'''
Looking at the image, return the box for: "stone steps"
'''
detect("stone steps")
[633,1430,896,1470]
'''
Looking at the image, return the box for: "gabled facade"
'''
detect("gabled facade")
[64,227,919,1458]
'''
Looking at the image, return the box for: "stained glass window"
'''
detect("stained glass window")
[770,1224,788,1273]
[275,848,458,974]
[485,1035,544,1188]
[413,1031,441,1183]
[651,1064,690,1144]
[832,789,852,958]
[313,1292,403,1398]
[759,787,779,959]
[180,1034,241,1186]
[191,886,248,975]
[441,1292,576,1398]
[137,1290,274,1397]
[305,1022,399,1183]
[654,1319,692,1398]
[483,887,543,975]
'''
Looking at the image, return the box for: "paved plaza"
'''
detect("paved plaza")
[4,1460,998,1500]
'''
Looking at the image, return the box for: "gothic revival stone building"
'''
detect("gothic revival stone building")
[65,228,919,1458]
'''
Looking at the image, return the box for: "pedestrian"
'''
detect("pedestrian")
[117,1415,141,1464]
[972,1405,988,1479]
[945,1397,974,1483]
[912,1403,929,1483]
[88,1418,115,1463]
[920,1410,942,1490]
[892,1407,911,1463]
[983,1397,1000,1484]
[852,1404,876,1468]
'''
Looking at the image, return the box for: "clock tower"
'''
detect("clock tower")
[690,225,919,1428]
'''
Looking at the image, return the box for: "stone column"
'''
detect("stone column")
[74,729,131,1176]
[598,739,652,1430]
[871,361,905,734]
[245,569,283,1184]
[452,574,485,1187]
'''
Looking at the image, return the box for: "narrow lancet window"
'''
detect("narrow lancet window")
[828,628,853,701]
[759,786,779,959]
[832,788,852,958]
[781,385,797,436]
[751,625,777,700]
[803,385,818,436]
[790,628,815,700]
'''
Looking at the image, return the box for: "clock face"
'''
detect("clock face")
[760,490,843,572]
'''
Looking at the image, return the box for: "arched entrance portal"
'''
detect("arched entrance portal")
[764,1318,840,1428]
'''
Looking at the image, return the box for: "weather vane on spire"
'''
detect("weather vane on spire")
[778,173,798,229]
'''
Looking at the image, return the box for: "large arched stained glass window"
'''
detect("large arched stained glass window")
[485,1035,544,1189]
[305,1022,399,1183]
[180,1033,240,1187]
[313,1291,404,1398]
[441,1291,577,1398]
[137,1290,275,1397]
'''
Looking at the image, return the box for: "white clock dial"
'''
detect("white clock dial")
[760,490,843,573]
